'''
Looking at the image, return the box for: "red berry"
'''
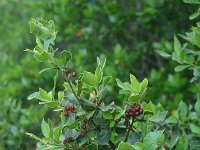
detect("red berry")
[64,111,70,117]
[134,111,139,116]
[82,124,86,129]
[63,137,72,145]
[129,111,133,116]
[127,125,132,130]
[63,138,68,145]
[79,131,85,137]
[71,71,76,77]
[134,106,140,112]
[64,68,70,74]
[139,108,143,114]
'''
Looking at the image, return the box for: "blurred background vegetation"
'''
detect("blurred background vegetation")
[0,0,197,149]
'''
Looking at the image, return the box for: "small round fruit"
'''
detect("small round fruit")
[71,71,76,77]
[64,111,70,117]
[79,131,85,137]
[82,124,86,129]
[64,68,69,74]
[139,108,143,114]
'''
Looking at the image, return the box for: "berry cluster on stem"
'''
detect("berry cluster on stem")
[125,103,143,117]
[63,105,75,117]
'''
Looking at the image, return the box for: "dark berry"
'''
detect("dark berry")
[71,71,76,77]
[64,68,70,74]
[139,108,143,114]
[63,137,72,145]
[97,101,102,105]
[134,111,139,116]
[79,131,85,137]
[125,112,129,116]
[129,111,133,116]
[63,138,68,145]
[127,125,132,130]
[134,106,140,111]
[64,111,70,117]
[82,124,86,129]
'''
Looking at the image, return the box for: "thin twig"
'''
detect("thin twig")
[124,118,134,142]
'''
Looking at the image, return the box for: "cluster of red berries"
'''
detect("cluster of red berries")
[125,103,143,117]
[93,99,102,105]
[63,137,73,145]
[64,68,76,77]
[82,120,87,129]
[63,105,75,117]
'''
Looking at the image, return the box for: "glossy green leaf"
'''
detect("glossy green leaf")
[116,78,132,91]
[149,111,168,123]
[143,130,164,150]
[96,130,111,145]
[155,50,171,58]
[118,142,135,150]
[41,119,50,138]
[189,123,200,134]
[82,71,98,87]
[130,74,141,93]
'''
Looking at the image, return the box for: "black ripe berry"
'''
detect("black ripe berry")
[71,71,76,77]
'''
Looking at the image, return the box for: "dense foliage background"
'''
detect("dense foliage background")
[0,0,198,149]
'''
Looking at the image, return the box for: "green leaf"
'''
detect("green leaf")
[155,50,171,58]
[128,93,140,103]
[189,123,200,134]
[149,111,168,123]
[118,142,135,150]
[103,76,112,87]
[193,27,200,48]
[195,100,200,115]
[143,130,164,150]
[56,50,72,67]
[52,72,59,98]
[58,91,64,102]
[39,67,53,74]
[34,51,49,62]
[41,119,50,138]
[27,92,48,102]
[134,142,145,150]
[183,0,200,4]
[144,101,156,114]
[176,134,188,150]
[189,11,199,20]
[116,78,132,91]
[96,130,111,145]
[26,132,42,142]
[178,101,187,120]
[39,88,52,101]
[102,111,113,119]
[165,115,178,124]
[80,98,95,112]
[82,71,98,87]
[130,74,141,93]
[141,78,148,93]
[174,65,190,72]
